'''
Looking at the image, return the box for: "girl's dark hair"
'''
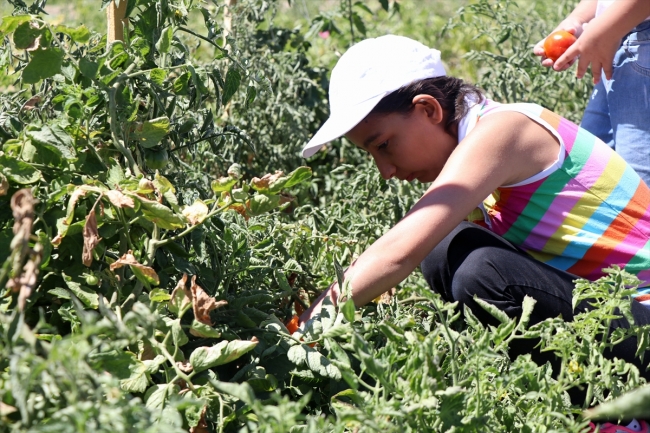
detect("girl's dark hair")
[370,76,484,133]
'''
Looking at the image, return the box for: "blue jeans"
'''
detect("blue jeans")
[581,20,650,187]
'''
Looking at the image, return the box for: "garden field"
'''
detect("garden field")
[1,0,649,431]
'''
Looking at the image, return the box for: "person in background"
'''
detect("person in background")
[302,34,650,433]
[534,0,650,187]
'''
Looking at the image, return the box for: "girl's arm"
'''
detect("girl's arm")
[299,111,559,323]
[554,0,650,81]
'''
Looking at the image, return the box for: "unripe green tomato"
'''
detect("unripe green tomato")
[85,274,99,286]
[144,148,169,170]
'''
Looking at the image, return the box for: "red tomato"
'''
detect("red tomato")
[286,315,300,334]
[543,30,577,62]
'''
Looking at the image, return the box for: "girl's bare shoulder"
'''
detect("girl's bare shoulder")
[456,110,560,185]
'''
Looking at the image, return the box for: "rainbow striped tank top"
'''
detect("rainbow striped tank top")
[467,100,650,304]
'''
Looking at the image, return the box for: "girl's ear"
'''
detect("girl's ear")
[412,94,444,125]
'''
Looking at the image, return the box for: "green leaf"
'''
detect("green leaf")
[334,258,345,295]
[149,68,167,85]
[0,15,32,37]
[79,57,100,79]
[189,320,222,339]
[144,384,179,410]
[341,299,355,323]
[55,24,91,43]
[322,323,352,339]
[135,196,186,230]
[208,380,255,406]
[63,275,99,309]
[245,85,257,108]
[247,193,280,216]
[283,166,312,189]
[156,26,173,54]
[518,295,536,329]
[26,124,77,161]
[189,340,258,373]
[474,296,510,324]
[172,71,191,95]
[0,156,41,184]
[134,116,170,148]
[211,176,238,193]
[222,67,241,106]
[13,21,42,50]
[22,47,65,84]
[168,318,189,347]
[120,360,149,393]
[153,173,178,209]
[131,264,160,287]
[287,344,341,380]
[149,288,171,302]
[143,355,166,375]
[585,384,650,421]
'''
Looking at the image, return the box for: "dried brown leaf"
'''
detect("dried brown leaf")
[169,273,191,312]
[176,361,193,374]
[190,406,209,433]
[109,250,160,285]
[82,208,101,267]
[7,189,41,311]
[0,175,8,196]
[191,275,227,326]
[21,95,41,111]
[104,190,135,208]
[181,200,209,225]
[250,170,283,190]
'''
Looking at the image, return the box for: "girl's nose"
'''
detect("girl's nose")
[374,157,396,180]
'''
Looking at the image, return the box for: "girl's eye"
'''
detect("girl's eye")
[377,141,388,150]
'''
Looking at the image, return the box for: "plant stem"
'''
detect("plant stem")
[107,61,141,176]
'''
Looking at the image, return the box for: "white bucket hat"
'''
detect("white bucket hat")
[302,34,446,158]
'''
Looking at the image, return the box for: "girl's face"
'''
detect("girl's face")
[345,95,458,183]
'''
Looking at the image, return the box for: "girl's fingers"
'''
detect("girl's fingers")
[602,63,613,81]
[553,43,579,71]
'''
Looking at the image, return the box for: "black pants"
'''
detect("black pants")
[420,221,650,379]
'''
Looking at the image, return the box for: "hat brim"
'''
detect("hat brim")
[301,93,386,158]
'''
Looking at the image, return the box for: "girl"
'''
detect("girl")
[300,34,650,432]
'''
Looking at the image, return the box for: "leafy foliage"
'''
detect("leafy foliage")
[0,0,648,432]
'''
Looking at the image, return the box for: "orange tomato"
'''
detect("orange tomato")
[543,30,577,62]
[286,315,300,334]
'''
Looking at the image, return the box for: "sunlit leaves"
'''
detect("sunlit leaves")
[0,155,41,184]
[26,124,77,161]
[287,344,341,380]
[22,47,64,84]
[189,340,258,373]
[222,67,242,106]
[134,116,171,148]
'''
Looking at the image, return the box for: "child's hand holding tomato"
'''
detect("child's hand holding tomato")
[533,26,580,70]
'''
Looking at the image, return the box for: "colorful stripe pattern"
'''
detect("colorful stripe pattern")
[476,102,650,305]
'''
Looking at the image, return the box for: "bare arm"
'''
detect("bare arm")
[554,0,650,82]
[299,112,560,323]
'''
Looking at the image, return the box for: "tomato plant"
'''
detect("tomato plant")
[543,29,577,61]
[0,0,648,432]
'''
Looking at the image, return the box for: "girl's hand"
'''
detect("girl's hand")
[534,21,583,70]
[553,28,619,83]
